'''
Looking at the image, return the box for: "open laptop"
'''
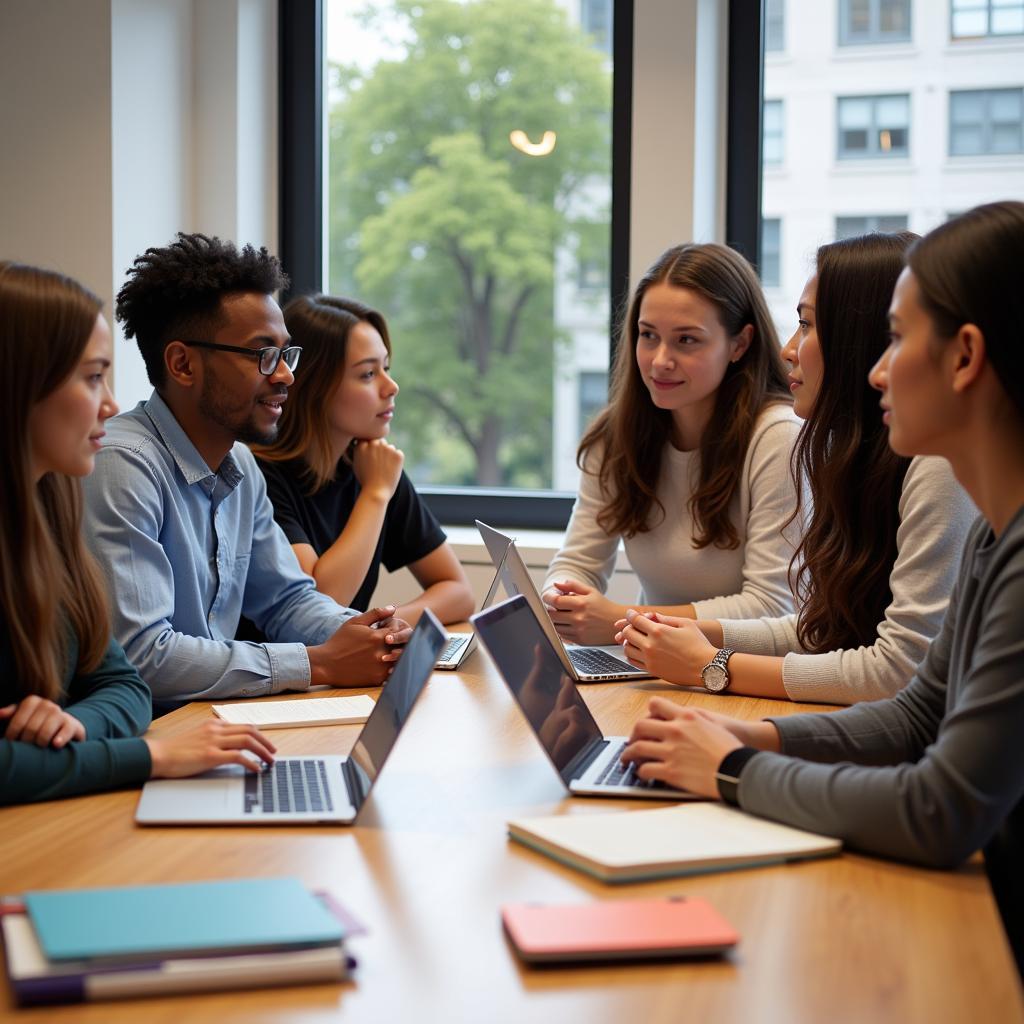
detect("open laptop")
[472,595,694,800]
[135,610,446,825]
[435,538,512,670]
[475,520,651,682]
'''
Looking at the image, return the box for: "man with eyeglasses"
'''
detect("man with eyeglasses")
[82,232,410,711]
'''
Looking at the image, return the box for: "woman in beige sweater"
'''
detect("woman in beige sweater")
[543,243,801,646]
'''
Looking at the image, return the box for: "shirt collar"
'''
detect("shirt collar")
[142,390,244,488]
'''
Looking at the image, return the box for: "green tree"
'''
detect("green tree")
[328,0,611,486]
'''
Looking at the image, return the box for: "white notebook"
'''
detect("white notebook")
[508,803,842,882]
[211,695,376,729]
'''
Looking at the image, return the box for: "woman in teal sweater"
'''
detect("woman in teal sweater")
[0,261,275,804]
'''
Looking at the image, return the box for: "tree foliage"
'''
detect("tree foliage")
[328,0,610,485]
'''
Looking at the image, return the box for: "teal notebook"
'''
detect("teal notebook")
[24,877,345,963]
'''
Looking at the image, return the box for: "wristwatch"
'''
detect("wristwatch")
[700,648,735,693]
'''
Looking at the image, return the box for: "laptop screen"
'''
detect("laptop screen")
[347,609,445,805]
[472,595,604,783]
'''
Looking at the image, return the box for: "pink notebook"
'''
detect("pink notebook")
[501,896,739,963]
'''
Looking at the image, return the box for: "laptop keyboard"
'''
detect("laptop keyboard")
[438,635,468,662]
[243,759,334,815]
[596,743,662,789]
[568,647,641,677]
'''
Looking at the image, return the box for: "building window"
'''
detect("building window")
[763,99,783,165]
[577,371,607,437]
[760,218,781,287]
[837,94,910,158]
[765,0,785,52]
[835,214,909,238]
[839,0,912,45]
[952,0,1024,38]
[950,87,1024,154]
[580,0,612,55]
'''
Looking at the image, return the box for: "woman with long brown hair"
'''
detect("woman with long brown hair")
[250,294,473,626]
[618,232,975,704]
[542,243,801,646]
[0,261,275,804]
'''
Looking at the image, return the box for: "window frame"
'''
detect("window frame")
[279,0,761,529]
[949,86,1024,156]
[836,92,911,159]
[951,0,1024,40]
[838,0,912,47]
[834,213,910,237]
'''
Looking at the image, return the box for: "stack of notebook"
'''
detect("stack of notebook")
[1,877,358,1006]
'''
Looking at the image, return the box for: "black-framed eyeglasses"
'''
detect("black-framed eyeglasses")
[181,341,302,376]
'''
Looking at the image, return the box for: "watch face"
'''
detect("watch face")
[703,664,729,693]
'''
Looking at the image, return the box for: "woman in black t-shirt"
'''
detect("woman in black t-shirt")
[251,294,474,625]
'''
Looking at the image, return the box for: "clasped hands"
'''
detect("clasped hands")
[614,608,716,685]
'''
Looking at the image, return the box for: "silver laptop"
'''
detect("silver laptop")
[472,595,693,800]
[135,611,446,825]
[475,520,651,682]
[435,539,512,670]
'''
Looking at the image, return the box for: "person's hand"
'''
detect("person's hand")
[145,721,276,778]
[309,606,412,686]
[615,609,716,685]
[541,579,624,645]
[630,696,780,750]
[620,697,745,797]
[351,439,404,503]
[0,696,85,749]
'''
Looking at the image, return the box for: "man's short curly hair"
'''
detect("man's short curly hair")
[115,232,289,388]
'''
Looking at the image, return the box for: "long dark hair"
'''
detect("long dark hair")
[908,200,1024,421]
[578,243,790,547]
[252,293,393,491]
[792,232,916,654]
[0,262,112,701]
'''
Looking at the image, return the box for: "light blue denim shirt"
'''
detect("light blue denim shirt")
[81,391,355,703]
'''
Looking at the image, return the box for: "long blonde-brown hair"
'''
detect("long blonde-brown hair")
[0,262,112,700]
[579,243,790,546]
[253,294,393,491]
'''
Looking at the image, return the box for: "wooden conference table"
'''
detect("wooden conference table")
[1,646,1021,1023]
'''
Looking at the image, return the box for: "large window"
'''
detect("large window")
[837,94,910,158]
[839,0,912,45]
[835,214,909,237]
[949,87,1024,155]
[325,0,612,494]
[952,0,1024,38]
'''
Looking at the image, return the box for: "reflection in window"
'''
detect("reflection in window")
[840,0,912,45]
[950,87,1024,154]
[837,94,910,158]
[952,0,1024,38]
[763,100,783,165]
[760,218,781,288]
[326,0,612,489]
[765,0,785,52]
[835,214,909,238]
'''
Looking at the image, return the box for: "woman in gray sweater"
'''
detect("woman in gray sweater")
[620,201,1024,972]
[618,232,976,704]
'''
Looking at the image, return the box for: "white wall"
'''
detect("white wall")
[0,0,278,407]
[0,0,115,314]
